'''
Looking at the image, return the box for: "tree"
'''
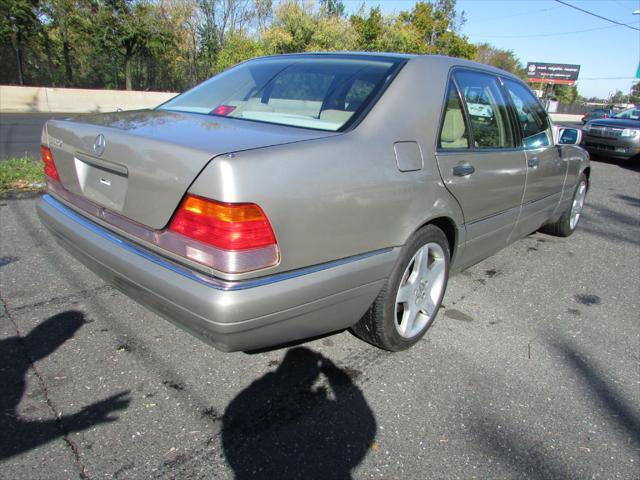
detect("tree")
[388,0,475,58]
[99,0,175,90]
[320,0,344,18]
[609,89,627,105]
[553,84,578,104]
[0,0,494,92]
[474,43,524,78]
[214,31,262,72]
[629,82,640,105]
[350,6,383,51]
[0,0,40,84]
[253,0,273,31]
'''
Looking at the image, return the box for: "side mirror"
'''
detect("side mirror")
[558,128,581,145]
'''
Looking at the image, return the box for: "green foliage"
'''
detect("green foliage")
[608,89,628,104]
[214,32,263,72]
[553,84,578,104]
[262,1,354,54]
[474,43,525,78]
[0,157,44,192]
[350,7,383,51]
[629,82,640,104]
[0,0,484,92]
[320,0,344,18]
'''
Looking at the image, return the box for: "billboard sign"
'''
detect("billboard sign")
[526,62,580,85]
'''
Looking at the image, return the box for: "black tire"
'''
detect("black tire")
[541,172,588,237]
[351,224,450,351]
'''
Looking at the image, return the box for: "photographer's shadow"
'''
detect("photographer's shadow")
[222,347,376,480]
[0,310,130,460]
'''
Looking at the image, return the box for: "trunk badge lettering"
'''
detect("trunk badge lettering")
[93,134,106,157]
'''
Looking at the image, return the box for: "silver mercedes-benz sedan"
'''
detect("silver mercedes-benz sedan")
[37,53,589,352]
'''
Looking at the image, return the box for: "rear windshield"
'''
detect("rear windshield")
[159,56,402,131]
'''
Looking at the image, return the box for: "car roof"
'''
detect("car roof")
[257,52,523,82]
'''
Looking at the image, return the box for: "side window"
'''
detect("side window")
[345,79,375,112]
[503,79,550,149]
[439,83,470,149]
[453,71,515,149]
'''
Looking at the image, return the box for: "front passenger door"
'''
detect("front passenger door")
[503,79,567,237]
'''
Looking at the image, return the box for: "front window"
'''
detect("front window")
[503,79,550,149]
[159,56,402,131]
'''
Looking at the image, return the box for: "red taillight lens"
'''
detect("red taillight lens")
[210,105,236,116]
[41,146,60,182]
[169,194,276,251]
[603,114,609,118]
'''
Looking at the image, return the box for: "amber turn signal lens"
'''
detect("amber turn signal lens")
[169,194,276,251]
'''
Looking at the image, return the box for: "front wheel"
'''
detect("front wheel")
[541,172,588,237]
[352,225,450,351]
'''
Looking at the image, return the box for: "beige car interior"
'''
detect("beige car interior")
[440,108,468,149]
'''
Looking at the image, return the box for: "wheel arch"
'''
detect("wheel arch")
[412,216,458,262]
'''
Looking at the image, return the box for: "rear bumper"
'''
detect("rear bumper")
[37,194,397,351]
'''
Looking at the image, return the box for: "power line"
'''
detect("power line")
[467,22,639,38]
[614,1,637,13]
[471,5,562,21]
[554,0,640,31]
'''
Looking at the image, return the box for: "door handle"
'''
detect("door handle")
[452,164,475,176]
[528,158,540,169]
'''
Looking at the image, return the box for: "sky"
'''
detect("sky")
[345,0,640,99]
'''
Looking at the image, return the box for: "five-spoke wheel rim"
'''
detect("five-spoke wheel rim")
[394,242,446,339]
[570,181,587,230]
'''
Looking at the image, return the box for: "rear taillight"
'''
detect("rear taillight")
[169,194,276,251]
[603,114,609,118]
[167,194,279,273]
[41,146,60,181]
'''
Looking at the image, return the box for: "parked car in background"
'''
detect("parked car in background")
[37,53,589,353]
[582,107,640,161]
[581,108,619,124]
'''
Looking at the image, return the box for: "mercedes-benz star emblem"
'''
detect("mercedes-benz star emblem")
[93,134,106,156]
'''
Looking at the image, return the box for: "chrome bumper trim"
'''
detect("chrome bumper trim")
[42,194,392,292]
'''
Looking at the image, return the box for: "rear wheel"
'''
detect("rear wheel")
[541,172,587,237]
[352,225,450,351]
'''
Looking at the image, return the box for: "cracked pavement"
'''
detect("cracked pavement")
[1,156,639,479]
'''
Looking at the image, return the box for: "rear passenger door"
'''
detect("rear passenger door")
[435,70,527,269]
[502,79,567,237]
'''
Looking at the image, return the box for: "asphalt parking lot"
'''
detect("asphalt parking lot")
[0,113,71,159]
[1,156,639,479]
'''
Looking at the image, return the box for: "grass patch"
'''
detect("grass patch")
[0,157,45,193]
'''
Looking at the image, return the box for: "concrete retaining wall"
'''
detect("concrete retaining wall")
[549,113,583,123]
[1,85,584,123]
[0,85,178,113]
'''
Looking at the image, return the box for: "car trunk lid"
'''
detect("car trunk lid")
[45,109,335,229]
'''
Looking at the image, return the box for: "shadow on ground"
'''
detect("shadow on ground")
[467,336,640,479]
[222,347,376,480]
[0,310,130,460]
[589,154,639,173]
